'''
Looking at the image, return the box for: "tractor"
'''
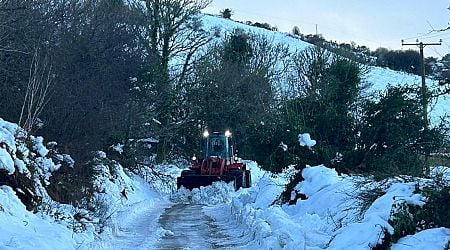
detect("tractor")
[177,130,251,190]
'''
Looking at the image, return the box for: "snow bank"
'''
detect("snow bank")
[1,119,170,249]
[84,171,167,250]
[0,186,79,249]
[391,227,450,250]
[294,165,339,197]
[0,119,18,174]
[171,182,235,205]
[202,162,313,249]
[195,163,449,249]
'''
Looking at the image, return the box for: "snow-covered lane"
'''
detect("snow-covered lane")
[110,201,166,249]
[156,204,245,249]
[84,198,170,249]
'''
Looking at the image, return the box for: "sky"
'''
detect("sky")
[204,0,450,58]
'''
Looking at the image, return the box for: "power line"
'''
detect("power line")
[430,46,444,58]
[401,39,442,175]
[402,29,450,41]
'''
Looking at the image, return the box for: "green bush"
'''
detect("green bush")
[389,183,450,243]
[357,86,447,179]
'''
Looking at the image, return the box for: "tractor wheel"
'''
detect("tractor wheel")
[178,170,195,189]
[180,170,195,177]
[228,170,244,190]
[244,170,251,188]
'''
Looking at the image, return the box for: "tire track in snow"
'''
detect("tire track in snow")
[155,204,246,249]
[89,200,169,250]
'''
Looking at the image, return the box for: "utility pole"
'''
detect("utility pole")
[401,40,441,126]
[401,39,441,175]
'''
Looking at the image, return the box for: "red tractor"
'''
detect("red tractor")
[177,130,251,190]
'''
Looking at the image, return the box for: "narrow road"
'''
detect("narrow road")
[155,204,243,249]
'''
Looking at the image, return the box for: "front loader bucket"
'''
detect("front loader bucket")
[177,175,233,190]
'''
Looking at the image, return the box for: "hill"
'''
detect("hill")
[201,14,450,122]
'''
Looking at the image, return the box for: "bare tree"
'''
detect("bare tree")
[289,46,333,98]
[19,50,54,132]
[143,0,211,76]
[140,0,212,161]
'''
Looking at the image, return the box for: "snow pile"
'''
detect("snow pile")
[0,186,81,249]
[78,151,169,232]
[82,152,136,225]
[298,133,316,149]
[0,119,19,174]
[294,165,339,197]
[329,182,425,249]
[83,170,166,250]
[171,182,235,205]
[198,163,449,249]
[169,161,287,206]
[202,162,309,249]
[391,227,450,250]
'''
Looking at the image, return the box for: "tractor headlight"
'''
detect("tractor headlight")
[203,130,209,138]
[225,130,232,137]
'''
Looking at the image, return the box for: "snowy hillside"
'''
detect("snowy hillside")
[201,14,450,122]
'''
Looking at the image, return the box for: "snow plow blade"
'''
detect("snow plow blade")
[177,175,233,190]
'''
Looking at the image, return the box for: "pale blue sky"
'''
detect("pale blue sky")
[204,0,450,58]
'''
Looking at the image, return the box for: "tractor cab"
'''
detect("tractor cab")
[204,131,232,161]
